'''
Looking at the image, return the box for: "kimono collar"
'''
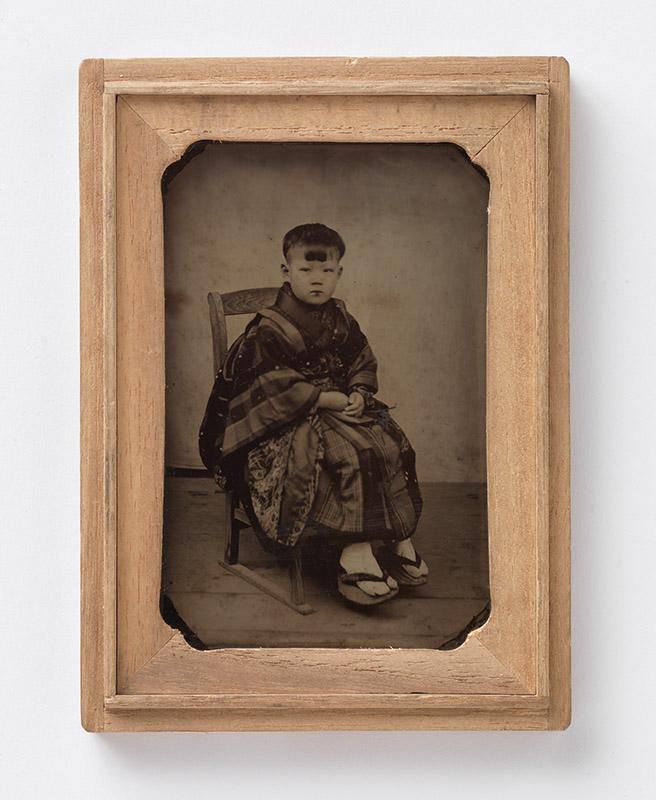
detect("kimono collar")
[274,280,347,343]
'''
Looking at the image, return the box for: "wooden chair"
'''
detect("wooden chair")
[207,288,315,615]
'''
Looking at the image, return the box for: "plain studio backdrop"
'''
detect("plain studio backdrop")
[2,1,656,799]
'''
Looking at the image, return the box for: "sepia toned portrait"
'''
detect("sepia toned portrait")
[159,140,491,649]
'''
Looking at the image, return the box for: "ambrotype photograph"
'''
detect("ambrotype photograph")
[160,141,491,649]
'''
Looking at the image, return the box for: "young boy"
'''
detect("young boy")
[199,223,429,606]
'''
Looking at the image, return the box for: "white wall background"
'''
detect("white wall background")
[2,1,655,797]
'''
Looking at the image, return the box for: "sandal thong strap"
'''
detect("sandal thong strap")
[386,549,423,569]
[339,568,391,586]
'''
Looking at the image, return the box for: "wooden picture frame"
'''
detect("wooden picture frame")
[80,56,570,731]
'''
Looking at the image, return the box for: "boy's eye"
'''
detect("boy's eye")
[324,268,334,272]
[300,268,310,272]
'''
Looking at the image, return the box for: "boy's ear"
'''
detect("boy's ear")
[338,265,343,276]
[280,262,289,276]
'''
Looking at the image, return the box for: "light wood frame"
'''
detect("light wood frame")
[80,56,570,732]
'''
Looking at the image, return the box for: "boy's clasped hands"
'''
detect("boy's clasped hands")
[318,390,365,417]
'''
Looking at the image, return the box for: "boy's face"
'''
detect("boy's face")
[281,243,343,305]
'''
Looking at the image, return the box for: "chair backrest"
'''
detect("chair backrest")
[207,287,279,375]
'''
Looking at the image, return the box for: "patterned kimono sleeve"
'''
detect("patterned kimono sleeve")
[220,320,321,458]
[198,334,244,474]
[344,312,379,396]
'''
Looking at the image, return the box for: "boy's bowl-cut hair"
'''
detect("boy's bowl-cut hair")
[282,222,346,261]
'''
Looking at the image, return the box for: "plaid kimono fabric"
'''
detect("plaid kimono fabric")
[199,281,422,548]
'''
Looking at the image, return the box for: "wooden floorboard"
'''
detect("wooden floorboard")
[162,477,490,649]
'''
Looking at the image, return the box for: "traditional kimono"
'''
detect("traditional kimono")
[199,281,422,550]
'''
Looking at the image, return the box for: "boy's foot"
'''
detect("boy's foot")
[378,538,429,586]
[339,542,398,598]
[394,539,429,579]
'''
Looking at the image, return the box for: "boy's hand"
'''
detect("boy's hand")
[344,391,365,416]
[318,391,350,411]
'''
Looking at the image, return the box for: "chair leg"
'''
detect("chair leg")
[218,492,315,614]
[219,560,315,615]
[219,491,315,614]
[224,490,240,564]
[289,551,305,606]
